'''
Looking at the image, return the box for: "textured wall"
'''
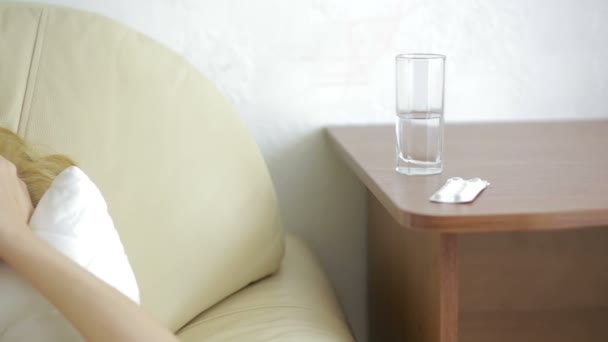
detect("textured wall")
[19,0,608,340]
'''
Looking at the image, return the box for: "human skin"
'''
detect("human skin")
[0,156,179,342]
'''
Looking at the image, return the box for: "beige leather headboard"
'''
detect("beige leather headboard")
[0,3,284,331]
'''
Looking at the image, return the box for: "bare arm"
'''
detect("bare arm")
[0,157,178,342]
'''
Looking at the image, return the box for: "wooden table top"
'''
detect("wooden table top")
[327,120,608,233]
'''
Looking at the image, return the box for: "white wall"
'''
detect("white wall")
[21,0,608,340]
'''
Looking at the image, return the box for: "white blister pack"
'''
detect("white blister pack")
[430,177,490,203]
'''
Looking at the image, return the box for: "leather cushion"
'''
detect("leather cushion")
[0,3,284,331]
[177,235,354,341]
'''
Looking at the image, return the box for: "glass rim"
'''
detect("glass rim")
[396,53,446,60]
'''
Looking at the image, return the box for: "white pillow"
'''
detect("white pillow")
[0,166,139,341]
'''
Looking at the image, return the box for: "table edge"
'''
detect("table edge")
[326,125,608,233]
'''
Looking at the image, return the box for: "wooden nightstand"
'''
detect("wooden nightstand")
[327,121,608,342]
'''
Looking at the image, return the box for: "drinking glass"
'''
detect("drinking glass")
[395,53,445,175]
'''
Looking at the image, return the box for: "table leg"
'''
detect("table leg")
[368,191,459,342]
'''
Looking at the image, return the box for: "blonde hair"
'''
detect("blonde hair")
[0,127,76,207]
